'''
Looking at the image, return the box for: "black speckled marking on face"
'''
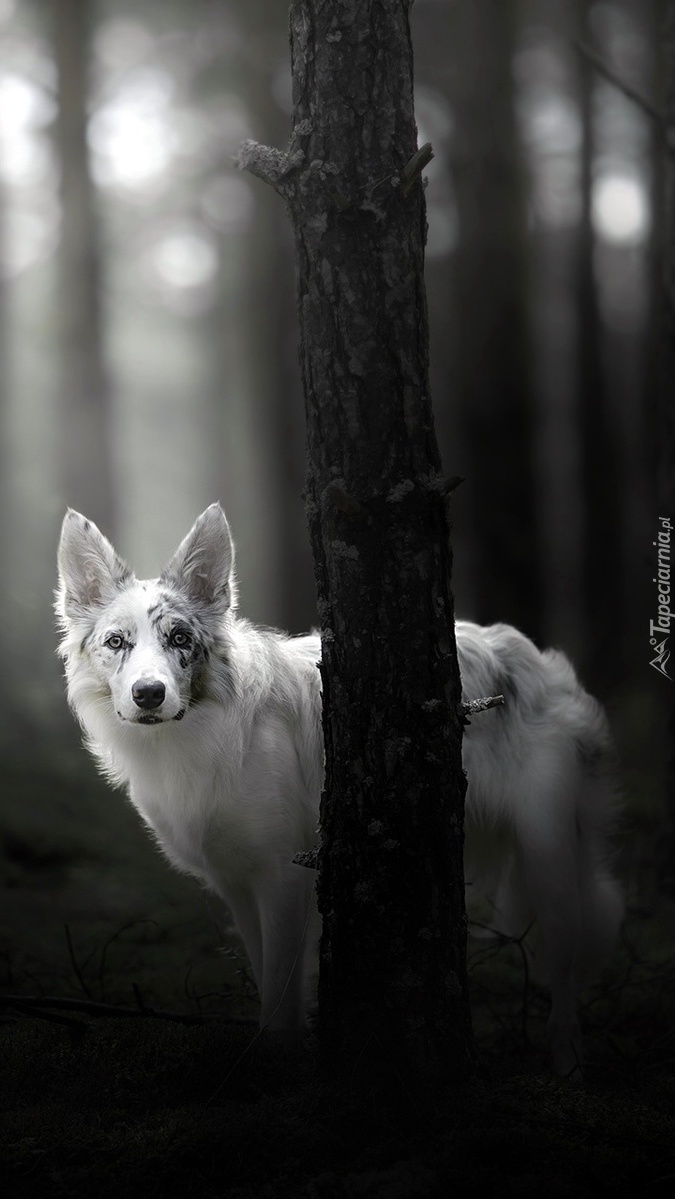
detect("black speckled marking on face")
[144,590,231,708]
[101,628,135,667]
[147,593,174,625]
[115,643,134,670]
[188,650,213,705]
[146,594,211,683]
[149,592,210,642]
[185,633,228,706]
[167,624,201,670]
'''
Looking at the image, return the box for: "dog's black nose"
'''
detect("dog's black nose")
[131,680,166,710]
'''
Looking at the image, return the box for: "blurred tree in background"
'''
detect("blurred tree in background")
[53,0,114,533]
[450,0,542,643]
[0,0,666,821]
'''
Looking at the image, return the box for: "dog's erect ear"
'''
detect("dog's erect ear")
[57,510,133,621]
[161,503,236,613]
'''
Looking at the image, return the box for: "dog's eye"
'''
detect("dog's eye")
[105,634,125,651]
[170,629,191,648]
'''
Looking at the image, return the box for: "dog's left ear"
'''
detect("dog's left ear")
[57,510,133,621]
[161,503,236,613]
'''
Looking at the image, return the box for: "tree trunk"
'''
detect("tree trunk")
[240,0,473,1084]
[53,0,115,532]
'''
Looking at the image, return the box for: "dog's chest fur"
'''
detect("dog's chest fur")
[105,687,320,900]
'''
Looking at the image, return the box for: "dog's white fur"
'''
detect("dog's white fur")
[56,504,623,1074]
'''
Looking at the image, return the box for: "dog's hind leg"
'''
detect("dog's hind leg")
[574,783,625,987]
[514,807,584,1077]
[257,864,317,1033]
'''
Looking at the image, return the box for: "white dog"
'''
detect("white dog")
[56,504,623,1073]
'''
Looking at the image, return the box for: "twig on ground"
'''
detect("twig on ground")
[0,993,225,1025]
[64,924,91,999]
[96,918,159,996]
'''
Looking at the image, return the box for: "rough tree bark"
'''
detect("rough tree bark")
[240,1,472,1083]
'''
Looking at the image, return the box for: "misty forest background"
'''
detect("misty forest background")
[0,0,671,1066]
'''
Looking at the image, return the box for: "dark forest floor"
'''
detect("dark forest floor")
[2,1014,674,1199]
[1,751,674,1197]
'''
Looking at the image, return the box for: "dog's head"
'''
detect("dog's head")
[56,504,236,726]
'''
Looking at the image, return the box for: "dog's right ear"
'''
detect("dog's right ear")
[57,510,133,621]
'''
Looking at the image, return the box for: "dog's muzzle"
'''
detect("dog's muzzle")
[131,679,166,710]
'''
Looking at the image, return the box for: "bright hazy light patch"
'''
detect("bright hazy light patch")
[518,92,582,228]
[524,95,581,156]
[0,71,47,126]
[0,72,54,185]
[592,173,649,245]
[0,70,56,275]
[89,67,175,190]
[151,231,218,291]
[142,226,219,315]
